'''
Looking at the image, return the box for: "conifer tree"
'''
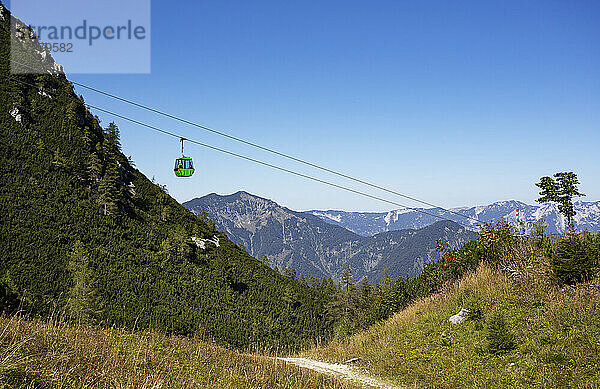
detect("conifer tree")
[65,241,101,324]
[83,126,101,180]
[87,146,103,184]
[486,311,515,354]
[283,267,297,281]
[98,161,119,215]
[96,123,124,215]
[308,275,321,291]
[51,148,67,169]
[377,268,396,314]
[536,172,585,227]
[322,277,338,296]
[359,277,372,301]
[330,265,358,320]
[298,273,308,287]
[282,285,297,310]
[104,122,122,154]
[340,264,356,293]
[65,101,81,132]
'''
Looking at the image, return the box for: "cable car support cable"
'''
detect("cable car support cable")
[3,56,481,225]
[2,71,481,228]
[87,103,475,228]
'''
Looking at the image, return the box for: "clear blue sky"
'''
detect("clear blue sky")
[14,0,600,211]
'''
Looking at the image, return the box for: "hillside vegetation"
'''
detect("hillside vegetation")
[0,2,329,351]
[0,314,359,388]
[305,225,600,387]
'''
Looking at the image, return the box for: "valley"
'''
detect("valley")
[184,192,475,282]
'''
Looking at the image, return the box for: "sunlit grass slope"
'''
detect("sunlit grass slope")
[0,314,360,389]
[306,261,600,388]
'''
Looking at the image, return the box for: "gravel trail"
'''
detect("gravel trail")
[277,357,398,388]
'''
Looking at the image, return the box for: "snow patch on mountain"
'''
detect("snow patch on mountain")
[310,211,342,223]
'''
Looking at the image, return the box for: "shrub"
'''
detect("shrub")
[332,318,353,341]
[476,222,519,268]
[465,297,484,323]
[531,220,555,258]
[457,290,484,323]
[486,311,515,354]
[552,232,599,285]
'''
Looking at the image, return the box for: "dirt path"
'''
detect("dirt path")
[277,357,398,388]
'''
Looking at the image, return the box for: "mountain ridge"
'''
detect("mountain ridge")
[184,192,475,283]
[307,199,600,236]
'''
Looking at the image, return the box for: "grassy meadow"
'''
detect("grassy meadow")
[304,256,600,388]
[0,313,360,389]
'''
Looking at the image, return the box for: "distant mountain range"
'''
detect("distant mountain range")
[184,192,475,283]
[307,200,600,236]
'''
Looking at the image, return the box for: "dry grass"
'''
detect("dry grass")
[305,257,600,388]
[0,314,361,388]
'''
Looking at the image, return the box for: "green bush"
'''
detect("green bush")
[486,311,515,354]
[332,318,353,341]
[476,222,519,268]
[465,297,484,323]
[552,232,599,285]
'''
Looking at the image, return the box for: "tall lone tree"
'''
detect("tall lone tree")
[97,122,123,215]
[536,172,585,227]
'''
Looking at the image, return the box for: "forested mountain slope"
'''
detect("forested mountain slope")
[0,2,328,350]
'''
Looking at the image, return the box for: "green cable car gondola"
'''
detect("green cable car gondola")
[174,137,195,177]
